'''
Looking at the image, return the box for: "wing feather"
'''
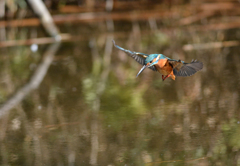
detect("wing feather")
[173,60,203,77]
[113,40,157,71]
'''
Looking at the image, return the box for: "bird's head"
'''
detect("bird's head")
[136,54,161,77]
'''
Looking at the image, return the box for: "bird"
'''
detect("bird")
[113,40,203,81]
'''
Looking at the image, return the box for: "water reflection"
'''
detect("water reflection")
[83,36,113,165]
[0,43,60,116]
[0,27,240,166]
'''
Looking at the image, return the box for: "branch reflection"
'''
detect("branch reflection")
[0,42,60,118]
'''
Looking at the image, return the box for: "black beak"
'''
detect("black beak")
[136,64,150,77]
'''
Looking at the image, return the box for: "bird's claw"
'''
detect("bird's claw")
[162,75,170,81]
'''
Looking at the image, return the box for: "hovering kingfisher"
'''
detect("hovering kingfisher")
[113,40,203,81]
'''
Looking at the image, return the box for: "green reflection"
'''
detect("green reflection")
[0,4,240,166]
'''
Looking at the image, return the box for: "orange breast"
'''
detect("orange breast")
[158,59,167,68]
[155,59,174,76]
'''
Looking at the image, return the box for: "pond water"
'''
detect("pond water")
[0,21,240,166]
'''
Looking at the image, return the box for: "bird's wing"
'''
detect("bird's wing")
[113,40,157,71]
[149,66,157,71]
[170,59,203,77]
[168,59,184,69]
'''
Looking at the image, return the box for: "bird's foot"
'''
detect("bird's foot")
[162,75,170,81]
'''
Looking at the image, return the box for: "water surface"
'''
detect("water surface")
[0,21,240,166]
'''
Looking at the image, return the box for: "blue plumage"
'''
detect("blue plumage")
[113,40,203,80]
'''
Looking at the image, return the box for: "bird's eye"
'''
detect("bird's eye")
[150,60,153,63]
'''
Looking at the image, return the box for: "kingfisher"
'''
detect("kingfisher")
[113,40,203,81]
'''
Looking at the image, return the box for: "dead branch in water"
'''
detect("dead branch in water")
[178,11,215,25]
[27,0,60,38]
[183,41,240,51]
[0,34,71,47]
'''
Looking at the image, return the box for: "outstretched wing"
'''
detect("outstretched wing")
[172,59,203,77]
[113,40,157,71]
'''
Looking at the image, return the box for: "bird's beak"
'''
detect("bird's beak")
[136,63,150,77]
[148,63,154,67]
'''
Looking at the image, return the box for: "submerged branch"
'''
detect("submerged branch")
[178,11,215,25]
[183,41,240,51]
[0,34,71,47]
[147,157,208,165]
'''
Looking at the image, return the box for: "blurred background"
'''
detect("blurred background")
[0,0,240,165]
